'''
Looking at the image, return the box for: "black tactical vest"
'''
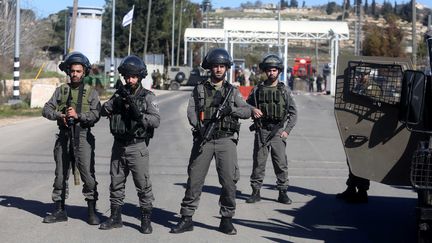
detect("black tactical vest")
[256,83,288,122]
[109,87,153,140]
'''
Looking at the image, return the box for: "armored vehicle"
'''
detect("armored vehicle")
[334,37,432,242]
[165,66,208,90]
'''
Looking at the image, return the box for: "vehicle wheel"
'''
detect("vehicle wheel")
[169,81,180,90]
[175,72,186,83]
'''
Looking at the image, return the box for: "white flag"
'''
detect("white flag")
[122,7,134,27]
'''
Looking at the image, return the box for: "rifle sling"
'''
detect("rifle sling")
[68,83,85,148]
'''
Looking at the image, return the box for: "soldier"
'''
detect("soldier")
[155,69,162,89]
[42,52,101,225]
[337,67,374,203]
[170,48,251,235]
[336,166,370,203]
[99,55,160,234]
[245,54,297,204]
[353,68,382,97]
[151,70,157,89]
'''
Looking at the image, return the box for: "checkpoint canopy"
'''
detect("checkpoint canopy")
[184,18,349,95]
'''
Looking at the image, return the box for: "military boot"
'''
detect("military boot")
[278,189,292,204]
[141,208,152,234]
[348,189,368,204]
[246,188,261,203]
[43,200,67,223]
[336,186,357,201]
[87,200,100,225]
[218,217,237,235]
[99,205,122,230]
[170,216,194,233]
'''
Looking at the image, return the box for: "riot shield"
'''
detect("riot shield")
[334,55,425,186]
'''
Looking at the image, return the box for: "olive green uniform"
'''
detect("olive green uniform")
[101,84,160,209]
[179,80,251,218]
[246,81,297,191]
[42,83,101,202]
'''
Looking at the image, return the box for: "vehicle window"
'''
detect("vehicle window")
[348,61,403,105]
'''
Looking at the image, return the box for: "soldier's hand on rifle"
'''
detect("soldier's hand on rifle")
[220,105,232,117]
[252,108,263,119]
[59,114,68,127]
[280,131,289,138]
[66,107,78,119]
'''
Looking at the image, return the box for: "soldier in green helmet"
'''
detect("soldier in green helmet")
[42,52,101,225]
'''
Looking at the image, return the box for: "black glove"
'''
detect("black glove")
[129,102,142,121]
[219,105,232,117]
[118,86,129,99]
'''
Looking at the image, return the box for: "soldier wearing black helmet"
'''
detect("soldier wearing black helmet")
[42,52,101,225]
[99,55,160,234]
[170,48,251,235]
[245,54,297,204]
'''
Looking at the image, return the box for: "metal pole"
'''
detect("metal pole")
[412,0,417,69]
[12,0,20,100]
[278,2,281,56]
[110,0,115,88]
[229,42,233,83]
[127,5,134,56]
[69,0,78,52]
[359,0,362,55]
[128,21,132,55]
[283,37,288,86]
[64,11,68,57]
[171,0,175,67]
[176,0,183,66]
[144,0,152,57]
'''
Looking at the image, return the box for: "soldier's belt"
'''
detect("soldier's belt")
[261,121,282,131]
[115,138,147,146]
[211,131,234,140]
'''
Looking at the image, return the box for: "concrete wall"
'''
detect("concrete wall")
[2,78,61,96]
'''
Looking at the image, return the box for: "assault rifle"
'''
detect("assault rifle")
[66,85,81,186]
[68,124,80,186]
[199,86,234,149]
[261,117,287,148]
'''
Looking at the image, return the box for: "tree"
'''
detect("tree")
[240,1,255,9]
[326,2,337,15]
[362,15,405,57]
[399,1,412,22]
[0,2,43,78]
[364,0,369,15]
[381,0,394,17]
[290,0,298,8]
[371,0,376,17]
[393,1,398,14]
[101,0,201,66]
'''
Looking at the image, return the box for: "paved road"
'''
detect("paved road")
[0,89,418,242]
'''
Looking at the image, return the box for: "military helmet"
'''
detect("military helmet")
[59,51,91,76]
[201,48,233,69]
[117,55,148,79]
[259,54,284,71]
